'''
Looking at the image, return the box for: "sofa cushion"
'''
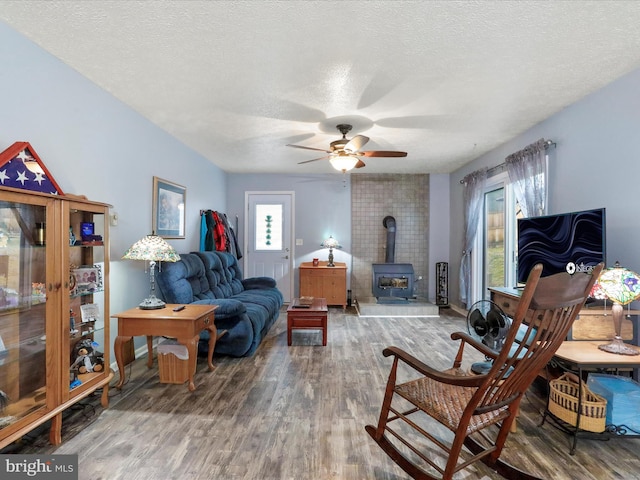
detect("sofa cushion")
[232,289,282,319]
[194,251,244,297]
[192,298,246,319]
[212,251,245,295]
[157,253,213,304]
[242,277,277,290]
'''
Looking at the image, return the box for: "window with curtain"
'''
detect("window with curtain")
[469,139,549,304]
[471,172,519,302]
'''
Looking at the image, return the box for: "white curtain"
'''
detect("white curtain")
[505,138,548,218]
[459,168,487,307]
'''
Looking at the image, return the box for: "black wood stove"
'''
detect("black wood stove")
[371,216,415,301]
[372,262,415,300]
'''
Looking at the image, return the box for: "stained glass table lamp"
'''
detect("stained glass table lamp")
[321,235,340,267]
[123,234,180,309]
[597,262,640,355]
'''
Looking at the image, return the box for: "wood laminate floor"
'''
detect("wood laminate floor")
[4,308,640,479]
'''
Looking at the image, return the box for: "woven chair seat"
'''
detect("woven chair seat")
[395,375,509,435]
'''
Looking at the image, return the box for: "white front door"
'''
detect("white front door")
[245,192,294,303]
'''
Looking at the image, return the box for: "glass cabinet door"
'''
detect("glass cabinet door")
[65,203,108,400]
[0,197,50,431]
[0,190,111,449]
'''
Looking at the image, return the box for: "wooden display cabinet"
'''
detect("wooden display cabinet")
[0,187,112,449]
[299,261,347,308]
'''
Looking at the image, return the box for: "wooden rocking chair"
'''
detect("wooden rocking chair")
[366,262,603,480]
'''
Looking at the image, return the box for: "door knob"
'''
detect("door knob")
[283,255,289,259]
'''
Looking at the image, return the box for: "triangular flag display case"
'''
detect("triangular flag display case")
[0,141,64,195]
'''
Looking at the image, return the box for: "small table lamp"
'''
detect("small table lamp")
[321,235,340,267]
[123,233,180,309]
[597,262,640,355]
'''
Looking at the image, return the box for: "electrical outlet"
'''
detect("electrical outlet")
[110,213,118,226]
[296,238,303,246]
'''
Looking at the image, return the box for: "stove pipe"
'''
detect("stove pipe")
[383,216,396,263]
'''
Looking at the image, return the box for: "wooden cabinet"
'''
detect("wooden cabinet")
[0,187,112,449]
[489,287,639,343]
[299,261,347,308]
[488,287,520,318]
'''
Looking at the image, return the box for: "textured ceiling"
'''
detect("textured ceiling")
[2,1,640,174]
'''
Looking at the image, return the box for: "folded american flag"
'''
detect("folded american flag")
[0,141,63,195]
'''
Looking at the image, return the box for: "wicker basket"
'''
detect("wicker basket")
[157,343,190,385]
[549,372,607,433]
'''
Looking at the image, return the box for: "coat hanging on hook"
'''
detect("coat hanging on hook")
[200,210,242,259]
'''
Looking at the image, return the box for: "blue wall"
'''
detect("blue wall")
[0,23,227,339]
[429,174,451,302]
[449,66,640,308]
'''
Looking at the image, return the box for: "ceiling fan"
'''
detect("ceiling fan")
[286,124,407,172]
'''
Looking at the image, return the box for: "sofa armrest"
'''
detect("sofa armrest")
[192,298,246,319]
[242,277,277,290]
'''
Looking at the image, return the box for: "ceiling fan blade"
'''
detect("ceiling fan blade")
[360,150,408,157]
[287,144,332,153]
[355,159,366,169]
[298,155,331,165]
[343,135,369,153]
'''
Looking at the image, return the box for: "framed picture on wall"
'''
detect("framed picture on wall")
[152,176,186,238]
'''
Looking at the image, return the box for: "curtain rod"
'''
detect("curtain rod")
[459,139,555,184]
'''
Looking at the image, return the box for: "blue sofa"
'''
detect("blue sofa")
[156,251,283,357]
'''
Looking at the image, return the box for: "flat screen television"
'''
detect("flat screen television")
[517,208,606,284]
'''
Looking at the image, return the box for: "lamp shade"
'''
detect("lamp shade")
[589,280,608,300]
[321,235,339,249]
[123,234,180,262]
[598,262,640,305]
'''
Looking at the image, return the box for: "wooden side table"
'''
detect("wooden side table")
[544,340,640,454]
[287,297,328,346]
[112,304,218,391]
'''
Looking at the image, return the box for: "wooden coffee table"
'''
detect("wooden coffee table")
[287,297,328,346]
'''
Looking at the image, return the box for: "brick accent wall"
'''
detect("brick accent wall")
[351,174,429,302]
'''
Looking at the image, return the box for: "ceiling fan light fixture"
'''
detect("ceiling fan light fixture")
[288,123,406,171]
[329,155,359,172]
[330,139,348,151]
